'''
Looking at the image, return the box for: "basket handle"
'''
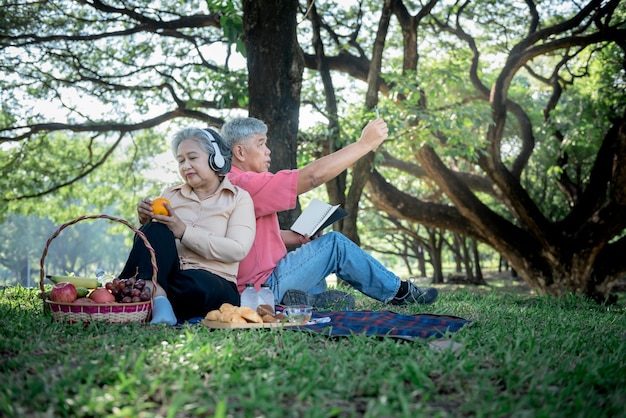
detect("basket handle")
[39,214,158,303]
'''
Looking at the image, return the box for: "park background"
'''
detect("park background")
[2,0,625,304]
[1,1,625,417]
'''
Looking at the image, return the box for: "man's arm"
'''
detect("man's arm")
[296,118,388,195]
[280,229,310,247]
[280,229,320,246]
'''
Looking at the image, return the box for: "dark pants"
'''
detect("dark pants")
[119,221,240,320]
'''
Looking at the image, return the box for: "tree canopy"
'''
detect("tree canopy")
[1,0,625,301]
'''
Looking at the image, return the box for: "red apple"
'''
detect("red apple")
[89,288,116,303]
[50,282,77,303]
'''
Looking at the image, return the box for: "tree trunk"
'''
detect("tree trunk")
[427,228,444,284]
[471,239,486,285]
[343,0,393,245]
[451,234,463,273]
[306,0,345,220]
[243,0,303,229]
[416,245,427,277]
[498,256,507,273]
[459,236,475,283]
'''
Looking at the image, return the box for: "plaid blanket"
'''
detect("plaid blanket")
[188,310,470,340]
[292,310,471,340]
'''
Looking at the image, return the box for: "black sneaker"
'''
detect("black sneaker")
[281,289,355,311]
[390,281,438,305]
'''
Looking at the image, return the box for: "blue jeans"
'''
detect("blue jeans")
[264,232,401,303]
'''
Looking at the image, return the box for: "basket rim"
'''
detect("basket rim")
[45,299,151,307]
[48,302,151,324]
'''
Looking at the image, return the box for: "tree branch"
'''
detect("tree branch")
[379,150,501,199]
[367,168,490,242]
[0,109,223,143]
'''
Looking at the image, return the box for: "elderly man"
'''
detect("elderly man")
[221,117,438,310]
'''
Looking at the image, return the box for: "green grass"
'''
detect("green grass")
[1,282,625,418]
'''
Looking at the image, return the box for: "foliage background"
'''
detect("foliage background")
[1,1,624,297]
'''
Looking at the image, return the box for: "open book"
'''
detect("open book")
[290,198,349,236]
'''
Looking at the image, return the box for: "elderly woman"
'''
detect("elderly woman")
[119,127,256,324]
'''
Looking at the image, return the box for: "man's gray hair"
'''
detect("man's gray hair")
[220,117,268,148]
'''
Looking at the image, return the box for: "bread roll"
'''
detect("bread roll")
[205,309,221,321]
[230,314,247,324]
[237,306,263,323]
[219,303,236,313]
[220,311,238,322]
[236,306,256,316]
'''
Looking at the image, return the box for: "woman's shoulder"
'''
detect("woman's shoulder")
[160,183,185,198]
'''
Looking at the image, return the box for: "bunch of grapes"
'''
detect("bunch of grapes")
[105,277,152,303]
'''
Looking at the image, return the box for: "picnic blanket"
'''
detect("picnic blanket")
[188,310,470,341]
[293,310,470,340]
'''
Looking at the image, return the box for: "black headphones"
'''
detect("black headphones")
[204,128,226,171]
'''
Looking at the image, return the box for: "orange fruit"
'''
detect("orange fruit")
[152,197,170,216]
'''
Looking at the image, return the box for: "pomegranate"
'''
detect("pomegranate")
[50,282,77,303]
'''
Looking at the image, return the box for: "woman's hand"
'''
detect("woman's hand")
[152,201,186,240]
[137,198,154,225]
[137,199,186,240]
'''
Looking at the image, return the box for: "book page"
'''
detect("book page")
[290,198,346,236]
[312,205,348,236]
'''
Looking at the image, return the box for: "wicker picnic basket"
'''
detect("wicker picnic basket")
[39,214,158,324]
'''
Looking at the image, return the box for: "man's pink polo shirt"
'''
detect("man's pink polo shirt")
[227,166,299,293]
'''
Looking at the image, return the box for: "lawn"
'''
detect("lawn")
[1,275,625,417]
